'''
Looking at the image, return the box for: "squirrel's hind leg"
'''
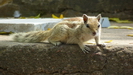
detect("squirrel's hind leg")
[48,26,68,46]
[49,40,62,46]
[48,35,62,46]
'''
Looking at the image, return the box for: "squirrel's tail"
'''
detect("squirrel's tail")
[11,31,51,43]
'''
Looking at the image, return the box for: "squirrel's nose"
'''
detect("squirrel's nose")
[93,32,96,36]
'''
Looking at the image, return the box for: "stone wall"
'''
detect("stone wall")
[0,41,133,75]
[0,0,133,20]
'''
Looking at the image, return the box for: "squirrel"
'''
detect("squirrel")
[11,14,103,53]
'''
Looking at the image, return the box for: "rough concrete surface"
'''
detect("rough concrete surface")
[0,22,133,75]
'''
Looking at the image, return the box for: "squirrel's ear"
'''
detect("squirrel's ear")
[97,14,101,22]
[83,14,88,23]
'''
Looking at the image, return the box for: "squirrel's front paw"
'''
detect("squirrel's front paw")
[81,45,91,53]
[97,43,106,47]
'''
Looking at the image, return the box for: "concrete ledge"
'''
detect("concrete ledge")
[0,18,62,32]
[0,18,110,33]
[0,41,133,75]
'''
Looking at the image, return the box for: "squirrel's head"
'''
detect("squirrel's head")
[82,14,101,36]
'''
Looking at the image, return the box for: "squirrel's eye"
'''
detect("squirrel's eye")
[86,24,90,28]
[98,25,100,28]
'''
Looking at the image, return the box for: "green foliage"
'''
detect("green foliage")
[109,18,133,23]
[19,14,41,19]
[0,32,13,35]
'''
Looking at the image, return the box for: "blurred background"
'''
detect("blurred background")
[0,0,133,20]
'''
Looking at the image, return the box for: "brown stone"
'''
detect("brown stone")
[0,0,133,20]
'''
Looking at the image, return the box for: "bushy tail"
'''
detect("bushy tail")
[10,31,51,43]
